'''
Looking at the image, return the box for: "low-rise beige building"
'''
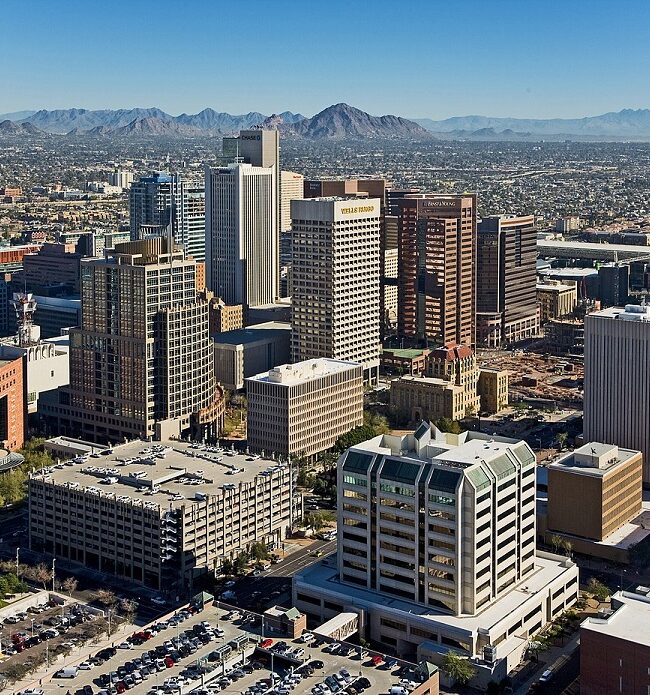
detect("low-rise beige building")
[246,358,363,459]
[478,368,509,414]
[547,442,643,542]
[209,296,243,334]
[390,375,467,422]
[536,281,577,323]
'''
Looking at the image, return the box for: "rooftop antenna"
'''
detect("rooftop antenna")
[13,292,37,347]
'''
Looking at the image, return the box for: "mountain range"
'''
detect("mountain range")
[413,108,650,139]
[0,104,428,140]
[2,105,650,140]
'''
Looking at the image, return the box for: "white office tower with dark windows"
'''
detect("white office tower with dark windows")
[293,423,579,686]
[205,162,277,311]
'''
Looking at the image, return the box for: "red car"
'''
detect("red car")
[164,656,174,668]
[259,639,273,649]
[116,682,126,694]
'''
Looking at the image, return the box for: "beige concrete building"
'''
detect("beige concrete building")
[213,321,291,391]
[280,171,304,232]
[207,296,243,334]
[390,376,467,422]
[547,443,643,541]
[383,248,399,333]
[477,368,509,414]
[246,358,363,459]
[584,304,650,485]
[28,439,301,593]
[40,238,224,443]
[290,198,381,382]
[536,281,577,323]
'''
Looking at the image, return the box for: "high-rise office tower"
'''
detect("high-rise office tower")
[397,194,477,347]
[290,197,381,383]
[476,214,539,347]
[41,238,223,443]
[584,304,650,485]
[280,171,304,232]
[129,173,206,262]
[205,162,277,310]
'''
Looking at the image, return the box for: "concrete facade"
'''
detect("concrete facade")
[40,238,223,444]
[290,198,381,382]
[28,440,301,594]
[584,304,650,484]
[546,443,643,542]
[580,590,650,695]
[536,281,577,323]
[294,425,578,685]
[205,163,277,310]
[246,358,363,459]
[213,321,291,391]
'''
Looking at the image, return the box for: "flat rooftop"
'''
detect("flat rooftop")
[549,442,640,478]
[297,552,575,636]
[248,358,361,386]
[536,282,576,291]
[581,591,650,647]
[31,439,291,509]
[212,321,290,345]
[395,375,459,389]
[588,304,650,322]
[382,348,428,359]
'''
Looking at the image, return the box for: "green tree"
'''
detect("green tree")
[335,425,377,452]
[305,512,325,533]
[587,577,610,602]
[441,650,476,685]
[435,418,463,435]
[549,534,563,554]
[249,541,270,562]
[557,432,569,450]
[363,411,390,435]
[233,551,249,576]
[221,558,233,576]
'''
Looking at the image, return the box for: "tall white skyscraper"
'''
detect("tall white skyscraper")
[584,303,650,485]
[129,173,206,262]
[290,197,381,382]
[205,162,277,309]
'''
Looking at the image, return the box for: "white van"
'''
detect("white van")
[55,666,78,678]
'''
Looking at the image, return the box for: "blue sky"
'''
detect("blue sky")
[1,0,649,119]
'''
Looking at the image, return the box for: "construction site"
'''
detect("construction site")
[478,347,583,409]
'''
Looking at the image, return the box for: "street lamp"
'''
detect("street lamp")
[15,547,19,578]
[51,557,56,593]
[30,618,34,638]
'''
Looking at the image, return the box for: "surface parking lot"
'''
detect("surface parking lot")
[1,598,100,671]
[29,603,420,695]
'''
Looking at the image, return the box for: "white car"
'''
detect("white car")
[78,661,94,670]
[118,641,132,649]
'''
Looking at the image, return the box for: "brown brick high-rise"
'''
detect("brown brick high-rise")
[397,194,476,347]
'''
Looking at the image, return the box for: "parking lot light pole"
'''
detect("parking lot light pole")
[15,547,19,578]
